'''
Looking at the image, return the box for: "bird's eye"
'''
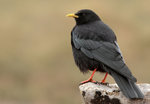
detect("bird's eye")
[79,13,85,16]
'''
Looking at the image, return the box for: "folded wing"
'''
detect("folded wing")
[73,33,137,82]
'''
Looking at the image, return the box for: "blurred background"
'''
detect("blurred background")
[0,0,150,104]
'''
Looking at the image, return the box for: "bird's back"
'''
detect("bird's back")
[72,21,116,42]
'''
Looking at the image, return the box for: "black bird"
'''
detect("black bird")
[67,9,144,99]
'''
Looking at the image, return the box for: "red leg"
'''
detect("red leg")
[81,68,97,84]
[101,72,108,83]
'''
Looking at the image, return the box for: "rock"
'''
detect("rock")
[79,82,150,104]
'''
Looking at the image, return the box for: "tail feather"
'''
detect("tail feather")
[129,81,144,98]
[110,71,144,99]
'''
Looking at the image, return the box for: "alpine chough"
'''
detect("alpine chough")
[67,9,144,99]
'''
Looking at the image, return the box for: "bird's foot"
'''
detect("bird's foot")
[100,78,109,85]
[93,81,109,86]
[100,82,109,86]
[80,68,97,85]
[80,78,96,84]
[101,79,106,83]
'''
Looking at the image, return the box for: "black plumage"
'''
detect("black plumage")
[68,9,144,99]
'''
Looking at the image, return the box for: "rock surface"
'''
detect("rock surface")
[79,82,150,104]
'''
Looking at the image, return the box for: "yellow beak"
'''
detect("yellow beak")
[66,13,79,18]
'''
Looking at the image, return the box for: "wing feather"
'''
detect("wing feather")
[73,33,136,81]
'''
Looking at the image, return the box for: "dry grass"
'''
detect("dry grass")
[0,0,150,104]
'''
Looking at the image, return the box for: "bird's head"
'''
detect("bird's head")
[66,9,101,25]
